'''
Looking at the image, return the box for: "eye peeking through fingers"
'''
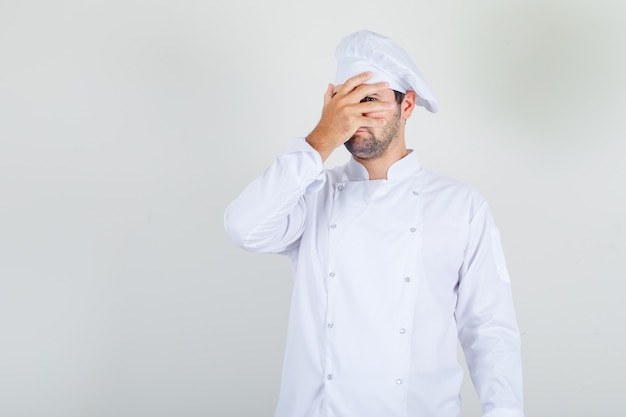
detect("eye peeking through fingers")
[360,96,376,103]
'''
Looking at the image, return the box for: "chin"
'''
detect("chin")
[345,144,383,160]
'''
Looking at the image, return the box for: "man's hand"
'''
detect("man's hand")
[305,72,394,162]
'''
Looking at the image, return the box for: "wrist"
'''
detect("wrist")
[305,131,335,163]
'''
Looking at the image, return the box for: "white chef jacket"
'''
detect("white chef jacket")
[224,138,524,417]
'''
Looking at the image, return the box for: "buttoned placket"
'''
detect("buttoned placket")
[392,185,424,393]
[324,178,425,408]
[324,182,344,396]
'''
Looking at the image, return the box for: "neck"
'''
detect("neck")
[354,139,408,180]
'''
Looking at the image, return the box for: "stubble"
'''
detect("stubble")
[344,108,401,160]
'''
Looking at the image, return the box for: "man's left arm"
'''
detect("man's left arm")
[455,201,525,417]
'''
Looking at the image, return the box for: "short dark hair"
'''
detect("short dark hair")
[393,90,405,105]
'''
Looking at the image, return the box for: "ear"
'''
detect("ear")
[401,90,417,120]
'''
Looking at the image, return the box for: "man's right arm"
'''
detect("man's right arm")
[224,138,325,254]
[225,72,393,253]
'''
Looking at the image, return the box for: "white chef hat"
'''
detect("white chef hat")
[334,30,439,113]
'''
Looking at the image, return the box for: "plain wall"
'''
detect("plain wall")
[1,1,625,416]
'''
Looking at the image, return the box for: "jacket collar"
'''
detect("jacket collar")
[343,149,422,181]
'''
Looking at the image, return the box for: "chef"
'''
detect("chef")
[225,29,524,417]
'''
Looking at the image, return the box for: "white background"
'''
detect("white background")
[1,1,625,416]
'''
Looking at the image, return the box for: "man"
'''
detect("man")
[225,30,524,417]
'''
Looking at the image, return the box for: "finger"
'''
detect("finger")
[350,81,391,99]
[354,100,396,113]
[323,83,334,106]
[357,115,388,128]
[336,72,373,95]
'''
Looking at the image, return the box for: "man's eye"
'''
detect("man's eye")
[360,96,376,103]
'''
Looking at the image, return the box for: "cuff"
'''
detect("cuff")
[279,137,326,194]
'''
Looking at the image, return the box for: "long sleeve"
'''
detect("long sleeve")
[224,138,326,254]
[455,202,524,417]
